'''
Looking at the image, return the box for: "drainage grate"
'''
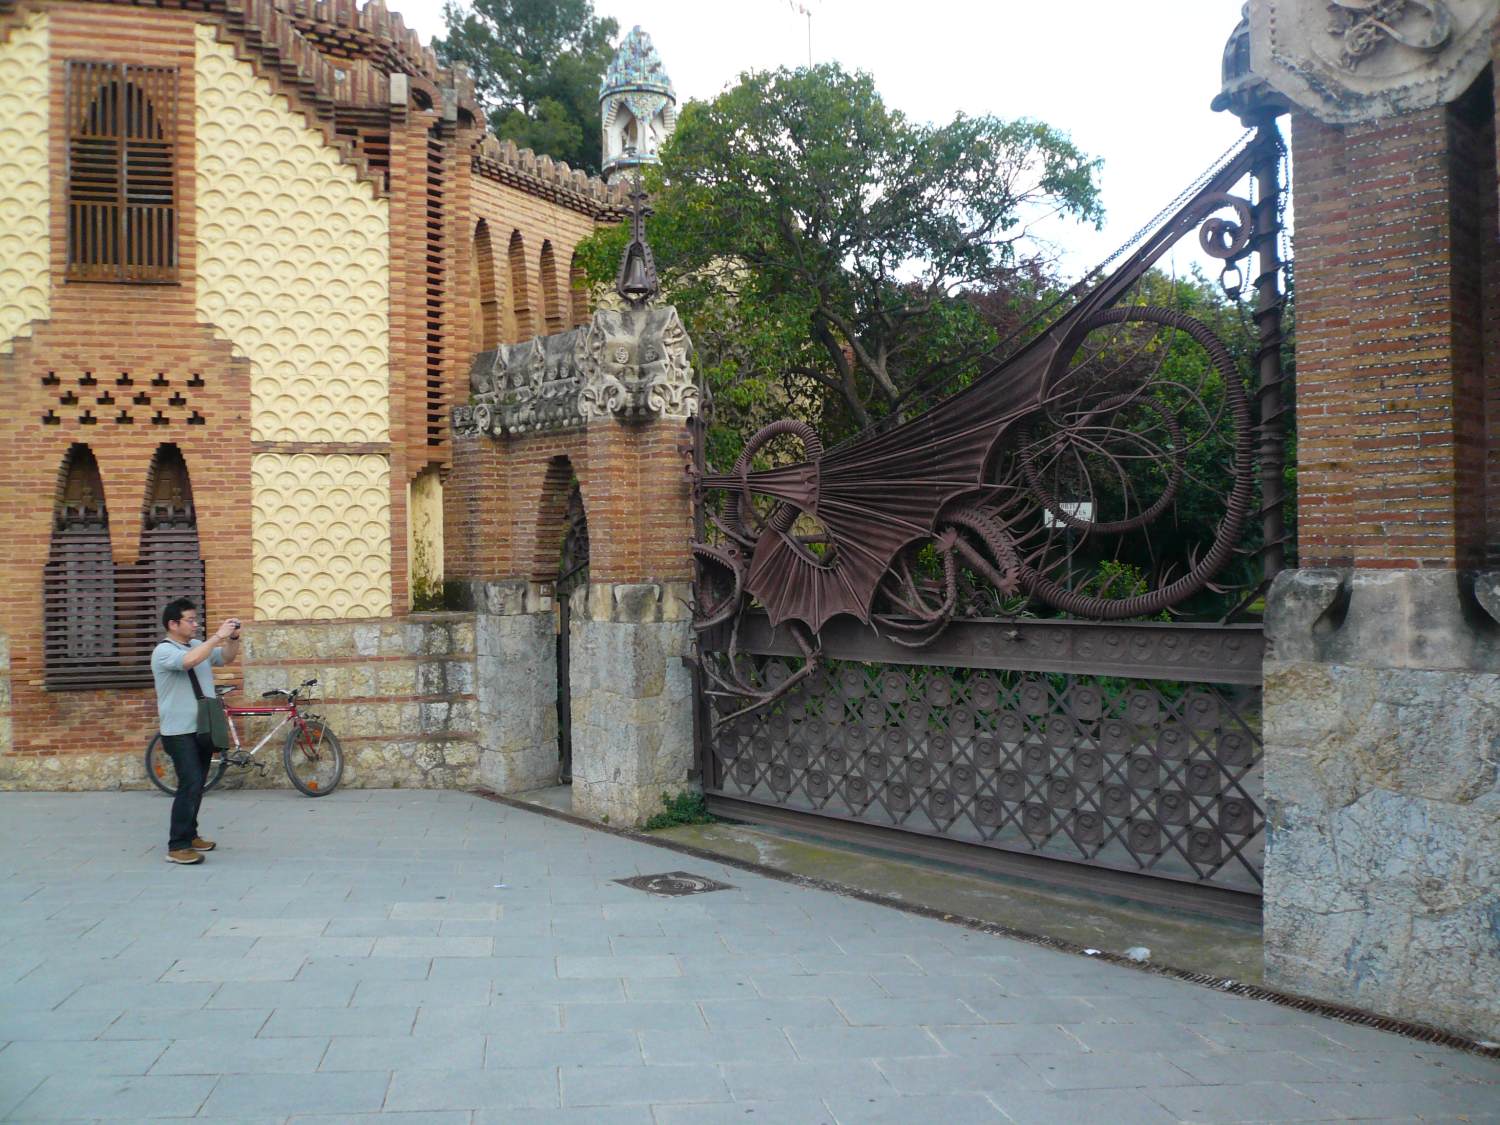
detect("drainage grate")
[616,871,735,897]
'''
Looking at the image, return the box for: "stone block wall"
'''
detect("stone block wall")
[569,582,694,826]
[1264,571,1500,1039]
[465,580,560,794]
[234,614,479,790]
[0,614,480,791]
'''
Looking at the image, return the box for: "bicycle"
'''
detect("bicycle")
[144,678,344,798]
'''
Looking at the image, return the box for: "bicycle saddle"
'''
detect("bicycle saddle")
[215,685,237,696]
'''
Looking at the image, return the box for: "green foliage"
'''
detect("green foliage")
[641,790,714,831]
[576,64,1101,439]
[435,0,617,174]
[410,531,443,612]
[573,64,1295,619]
[1059,267,1289,616]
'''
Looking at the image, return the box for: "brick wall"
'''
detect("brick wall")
[388,103,430,612]
[1289,67,1499,568]
[468,176,598,348]
[0,7,256,765]
[445,418,694,588]
[0,1,627,780]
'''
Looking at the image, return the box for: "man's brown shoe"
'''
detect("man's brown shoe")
[191,837,216,851]
[165,849,204,865]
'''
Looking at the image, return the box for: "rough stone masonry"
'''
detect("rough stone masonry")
[1250,0,1500,1040]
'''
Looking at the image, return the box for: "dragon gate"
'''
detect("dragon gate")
[687,123,1290,917]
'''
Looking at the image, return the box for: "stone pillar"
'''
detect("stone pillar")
[1250,1,1500,1039]
[448,273,700,821]
[566,399,696,826]
[1264,572,1500,1037]
[568,580,694,825]
[468,579,559,794]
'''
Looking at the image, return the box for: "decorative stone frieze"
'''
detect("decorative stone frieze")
[454,304,698,437]
[578,305,698,420]
[1250,0,1497,122]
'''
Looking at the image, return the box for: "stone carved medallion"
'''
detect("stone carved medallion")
[1251,0,1496,121]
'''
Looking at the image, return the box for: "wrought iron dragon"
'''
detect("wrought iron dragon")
[688,133,1286,718]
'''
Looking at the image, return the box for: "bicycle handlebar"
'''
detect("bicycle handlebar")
[260,678,319,701]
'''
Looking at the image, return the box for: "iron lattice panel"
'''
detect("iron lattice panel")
[703,656,1264,893]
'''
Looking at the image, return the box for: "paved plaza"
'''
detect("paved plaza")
[0,790,1495,1123]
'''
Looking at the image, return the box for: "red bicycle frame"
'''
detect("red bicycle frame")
[217,682,323,765]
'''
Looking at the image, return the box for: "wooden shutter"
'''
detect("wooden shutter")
[43,448,120,690]
[43,446,206,691]
[120,448,206,678]
[66,61,178,283]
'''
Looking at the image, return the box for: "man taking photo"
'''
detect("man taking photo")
[152,599,241,865]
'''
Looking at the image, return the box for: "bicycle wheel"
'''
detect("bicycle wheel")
[283,718,343,797]
[144,734,228,796]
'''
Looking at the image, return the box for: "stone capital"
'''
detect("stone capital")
[1266,567,1500,671]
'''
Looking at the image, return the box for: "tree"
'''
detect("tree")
[578,64,1102,436]
[435,0,617,175]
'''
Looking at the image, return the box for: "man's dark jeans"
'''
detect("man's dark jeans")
[162,731,212,851]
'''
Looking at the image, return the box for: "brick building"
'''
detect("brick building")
[0,0,645,789]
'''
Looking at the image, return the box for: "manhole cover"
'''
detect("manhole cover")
[615,871,735,897]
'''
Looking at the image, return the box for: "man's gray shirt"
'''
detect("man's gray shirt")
[151,639,225,737]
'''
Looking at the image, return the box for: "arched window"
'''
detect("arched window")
[539,240,563,335]
[568,251,590,328]
[472,220,499,351]
[508,230,533,341]
[65,61,178,282]
[43,445,117,689]
[119,445,205,671]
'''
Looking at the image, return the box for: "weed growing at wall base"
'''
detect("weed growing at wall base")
[643,790,713,830]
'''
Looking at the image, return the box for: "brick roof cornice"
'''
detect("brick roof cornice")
[0,0,628,217]
[472,134,630,220]
[0,0,470,195]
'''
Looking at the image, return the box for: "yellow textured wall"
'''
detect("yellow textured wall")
[193,25,390,443]
[0,11,50,354]
[407,469,444,607]
[251,453,392,620]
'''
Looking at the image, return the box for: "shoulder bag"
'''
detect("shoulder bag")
[188,661,230,749]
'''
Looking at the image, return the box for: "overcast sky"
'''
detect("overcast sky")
[395,0,1254,280]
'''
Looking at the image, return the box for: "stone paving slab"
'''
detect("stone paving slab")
[0,790,1497,1123]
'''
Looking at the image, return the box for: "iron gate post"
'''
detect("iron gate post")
[1250,118,1288,582]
